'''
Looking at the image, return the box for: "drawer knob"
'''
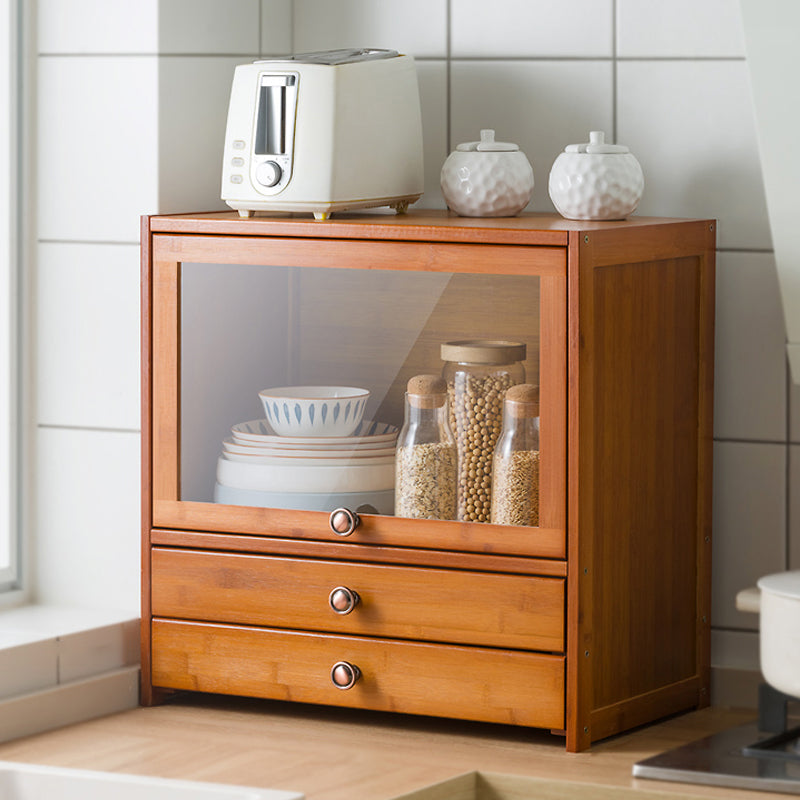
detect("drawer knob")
[330,661,361,690]
[329,507,360,537]
[329,586,360,615]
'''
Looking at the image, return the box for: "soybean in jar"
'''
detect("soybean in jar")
[441,340,526,523]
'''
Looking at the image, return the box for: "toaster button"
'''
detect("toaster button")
[256,160,282,188]
[232,139,246,150]
[231,157,245,167]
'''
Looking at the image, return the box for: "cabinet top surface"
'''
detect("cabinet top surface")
[145,209,711,247]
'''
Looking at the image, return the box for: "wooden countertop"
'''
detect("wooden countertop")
[0,695,779,799]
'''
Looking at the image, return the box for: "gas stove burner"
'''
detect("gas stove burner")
[743,725,800,764]
[635,683,800,794]
[634,722,800,794]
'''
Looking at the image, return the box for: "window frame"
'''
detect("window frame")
[0,0,23,598]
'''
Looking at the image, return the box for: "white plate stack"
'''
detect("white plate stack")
[214,418,398,513]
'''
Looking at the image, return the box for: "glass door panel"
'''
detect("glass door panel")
[179,261,542,524]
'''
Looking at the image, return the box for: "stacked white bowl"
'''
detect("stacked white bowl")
[214,387,396,513]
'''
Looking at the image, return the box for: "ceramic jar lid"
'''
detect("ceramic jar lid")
[563,130,630,154]
[456,129,519,152]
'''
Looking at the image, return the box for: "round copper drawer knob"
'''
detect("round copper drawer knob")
[330,661,361,690]
[329,586,360,615]
[329,507,360,537]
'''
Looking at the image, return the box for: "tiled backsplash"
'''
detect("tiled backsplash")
[31,0,792,680]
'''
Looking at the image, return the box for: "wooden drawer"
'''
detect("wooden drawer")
[151,548,564,652]
[151,619,565,729]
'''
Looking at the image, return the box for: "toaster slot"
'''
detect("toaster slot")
[252,73,297,194]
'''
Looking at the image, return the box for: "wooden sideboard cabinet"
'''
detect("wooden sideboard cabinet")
[141,210,715,752]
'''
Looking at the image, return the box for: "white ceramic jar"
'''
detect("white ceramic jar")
[440,130,534,217]
[548,131,644,221]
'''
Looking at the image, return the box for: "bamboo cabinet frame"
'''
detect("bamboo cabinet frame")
[141,211,715,753]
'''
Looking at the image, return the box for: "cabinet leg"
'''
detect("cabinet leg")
[140,684,176,707]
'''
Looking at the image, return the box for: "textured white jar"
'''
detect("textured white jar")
[548,131,644,221]
[440,130,534,217]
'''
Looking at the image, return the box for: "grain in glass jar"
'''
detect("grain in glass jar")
[441,340,526,522]
[395,375,457,520]
[491,383,540,527]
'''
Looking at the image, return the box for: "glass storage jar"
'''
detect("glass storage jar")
[491,383,540,527]
[440,340,526,522]
[394,375,457,520]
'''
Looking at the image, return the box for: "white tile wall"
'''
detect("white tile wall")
[791,445,800,569]
[34,427,140,611]
[617,0,746,58]
[261,0,293,56]
[714,252,786,442]
[158,0,259,54]
[28,0,794,686]
[414,61,448,209]
[292,0,447,58]
[451,0,614,58]
[38,0,159,53]
[450,60,613,212]
[36,243,140,430]
[712,441,786,630]
[38,0,260,54]
[617,60,771,251]
[157,56,252,214]
[37,56,159,243]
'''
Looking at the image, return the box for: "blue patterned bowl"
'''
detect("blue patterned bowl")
[258,386,370,437]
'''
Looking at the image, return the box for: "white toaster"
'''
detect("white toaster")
[221,49,424,220]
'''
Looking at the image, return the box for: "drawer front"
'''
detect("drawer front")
[151,619,565,730]
[151,548,564,652]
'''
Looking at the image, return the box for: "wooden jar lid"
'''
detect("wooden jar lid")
[440,340,526,365]
[504,383,540,417]
[407,374,447,408]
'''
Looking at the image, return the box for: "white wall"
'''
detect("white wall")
[31,0,790,685]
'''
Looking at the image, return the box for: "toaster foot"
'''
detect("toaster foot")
[391,200,410,214]
[238,209,254,218]
[313,211,331,221]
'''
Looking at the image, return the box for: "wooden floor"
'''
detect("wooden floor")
[0,694,783,799]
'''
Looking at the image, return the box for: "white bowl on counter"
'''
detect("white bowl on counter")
[258,386,369,437]
[216,453,395,494]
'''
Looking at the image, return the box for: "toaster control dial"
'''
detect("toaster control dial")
[256,160,282,188]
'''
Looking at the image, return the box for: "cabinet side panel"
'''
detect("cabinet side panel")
[588,254,703,709]
[140,216,155,704]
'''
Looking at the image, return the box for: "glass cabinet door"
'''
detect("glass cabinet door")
[150,234,566,558]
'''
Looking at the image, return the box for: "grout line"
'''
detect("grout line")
[612,0,617,142]
[37,424,140,434]
[712,437,788,446]
[716,247,775,254]
[446,0,451,151]
[34,52,747,62]
[38,239,139,246]
[37,52,258,59]
[426,55,745,63]
[711,626,760,634]
[786,353,792,571]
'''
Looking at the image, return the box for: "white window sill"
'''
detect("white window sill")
[0,605,140,743]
